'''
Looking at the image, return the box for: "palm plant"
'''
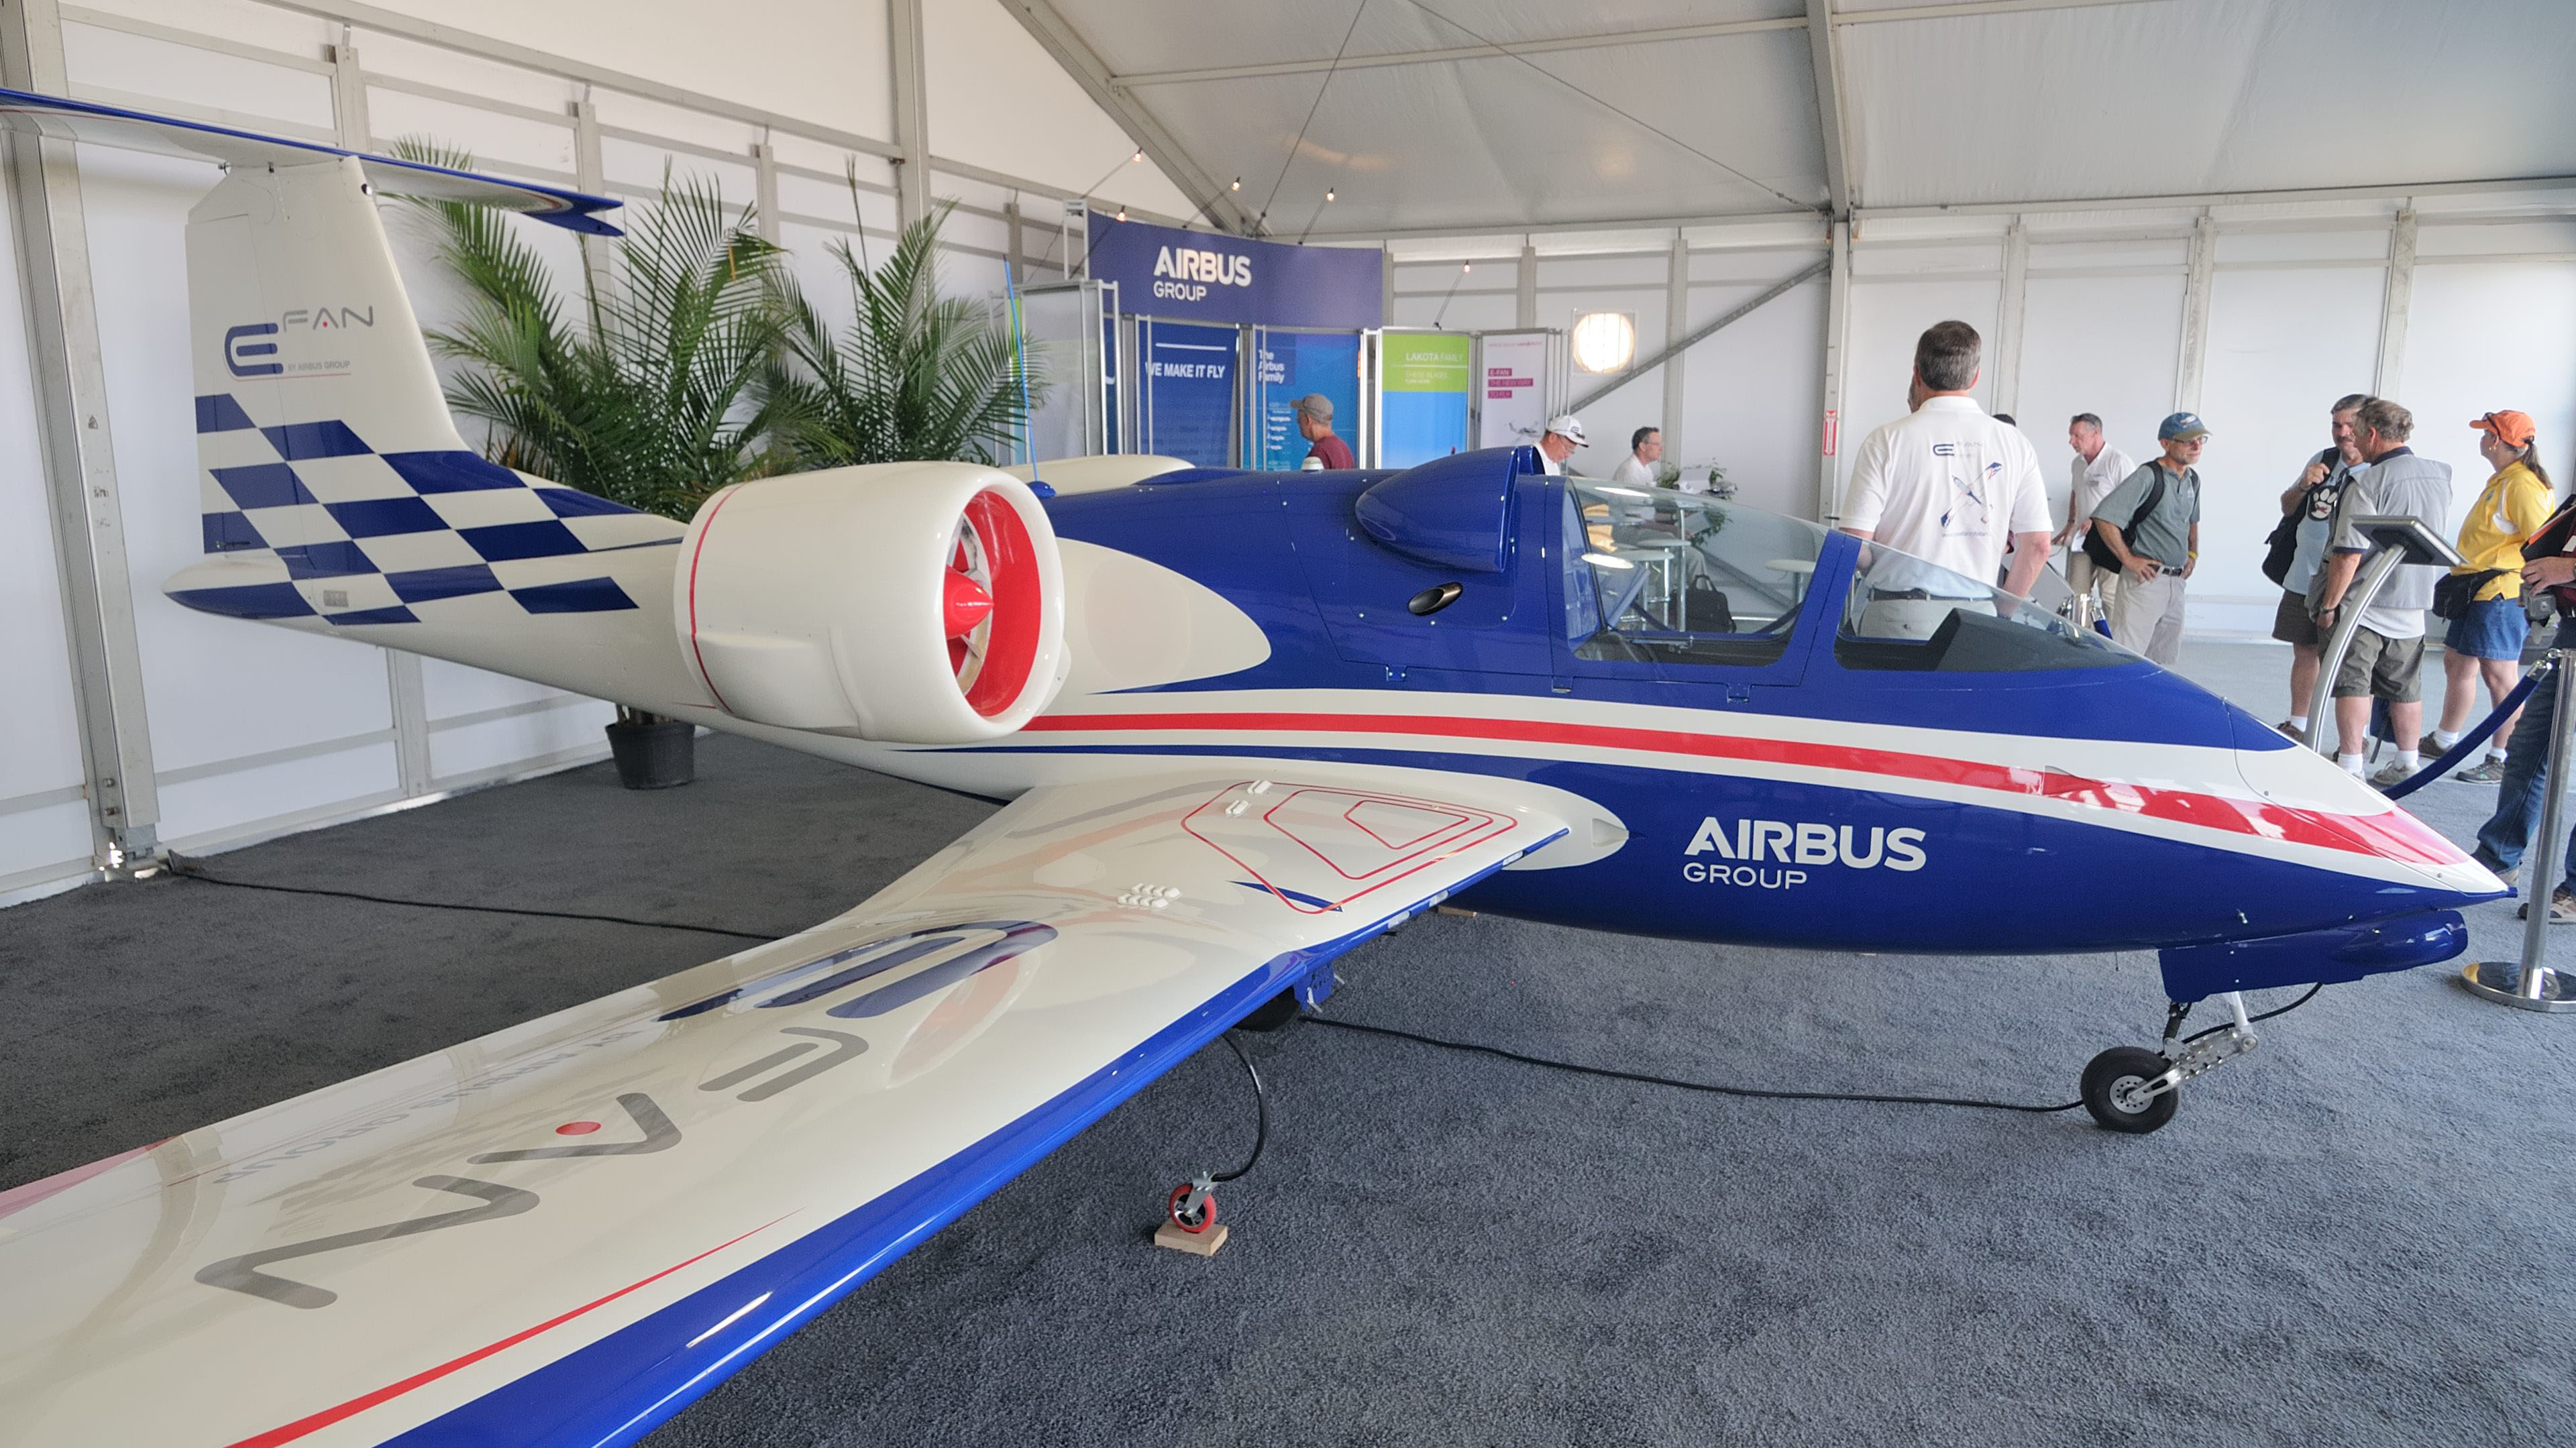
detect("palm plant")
[393,143,787,520]
[764,203,1042,469]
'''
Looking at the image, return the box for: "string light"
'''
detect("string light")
[1230,176,1242,190]
[1325,188,1336,203]
[1115,205,1127,221]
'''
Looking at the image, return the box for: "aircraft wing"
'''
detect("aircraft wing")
[0,767,1563,1448]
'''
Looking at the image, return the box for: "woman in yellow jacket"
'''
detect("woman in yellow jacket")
[2429,410,2555,783]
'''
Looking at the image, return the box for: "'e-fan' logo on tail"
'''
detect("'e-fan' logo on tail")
[224,305,376,378]
[1681,817,1927,890]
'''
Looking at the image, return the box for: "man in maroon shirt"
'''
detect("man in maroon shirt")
[1295,394,1356,469]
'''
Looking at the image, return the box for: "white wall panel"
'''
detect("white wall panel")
[350,29,576,117]
[60,19,333,133]
[157,741,399,848]
[1678,275,1825,519]
[922,0,1193,219]
[2397,262,2576,502]
[1387,292,1513,333]
[361,0,896,146]
[0,165,95,891]
[1,801,94,895]
[2017,272,2186,521]
[1836,274,2003,506]
[2194,265,2387,634]
[365,87,578,175]
[428,702,615,786]
[600,136,756,207]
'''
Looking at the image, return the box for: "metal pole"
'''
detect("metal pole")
[2304,547,2408,757]
[2461,647,2576,1011]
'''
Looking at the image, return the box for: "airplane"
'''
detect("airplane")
[0,87,2505,1447]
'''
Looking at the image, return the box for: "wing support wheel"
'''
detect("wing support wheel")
[1152,1032,1269,1239]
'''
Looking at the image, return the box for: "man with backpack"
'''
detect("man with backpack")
[2085,413,2208,664]
[2313,398,2452,785]
[2264,394,2372,741]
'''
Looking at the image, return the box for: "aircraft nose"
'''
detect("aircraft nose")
[2226,706,2508,905]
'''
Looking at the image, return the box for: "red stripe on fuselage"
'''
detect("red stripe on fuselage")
[1018,710,2463,867]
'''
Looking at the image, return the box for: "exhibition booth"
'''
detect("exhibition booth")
[1022,212,1567,471]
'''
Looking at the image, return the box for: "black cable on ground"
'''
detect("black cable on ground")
[1210,1032,1268,1183]
[1305,1015,2087,1115]
[162,854,781,942]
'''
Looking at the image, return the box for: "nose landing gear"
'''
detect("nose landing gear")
[2081,991,2260,1134]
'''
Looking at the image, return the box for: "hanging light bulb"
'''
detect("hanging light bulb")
[1325,188,1336,203]
[1116,205,1128,221]
[1462,262,1472,273]
[1130,149,1144,164]
[1230,176,1242,190]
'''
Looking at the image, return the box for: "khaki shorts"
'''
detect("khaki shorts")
[2271,589,2321,647]
[2332,626,2425,702]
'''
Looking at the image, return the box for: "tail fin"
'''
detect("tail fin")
[0,89,696,636]
[174,153,682,630]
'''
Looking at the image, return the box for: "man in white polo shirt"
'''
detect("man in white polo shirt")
[2053,412,2135,604]
[1837,320,2053,637]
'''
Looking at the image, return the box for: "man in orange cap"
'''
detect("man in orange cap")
[2430,410,2553,784]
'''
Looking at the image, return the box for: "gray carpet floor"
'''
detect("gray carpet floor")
[6,641,2575,1447]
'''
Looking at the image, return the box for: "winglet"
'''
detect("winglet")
[0,86,623,235]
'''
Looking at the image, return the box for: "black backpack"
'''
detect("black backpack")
[2260,449,2336,586]
[2082,466,2169,572]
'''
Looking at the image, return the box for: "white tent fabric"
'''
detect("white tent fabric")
[1030,0,2576,236]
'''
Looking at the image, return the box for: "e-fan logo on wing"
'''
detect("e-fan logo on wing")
[1680,816,1927,889]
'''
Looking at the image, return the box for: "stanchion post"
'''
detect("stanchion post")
[2461,647,2576,1011]
[2305,548,2406,757]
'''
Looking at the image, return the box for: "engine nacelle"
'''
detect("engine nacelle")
[676,463,1067,742]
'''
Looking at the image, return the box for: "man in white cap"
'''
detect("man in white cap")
[1294,394,1356,469]
[1538,414,1587,476]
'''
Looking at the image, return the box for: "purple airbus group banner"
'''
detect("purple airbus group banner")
[1087,211,1383,330]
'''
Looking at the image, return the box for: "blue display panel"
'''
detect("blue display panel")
[1252,329,1361,471]
[1140,319,1236,467]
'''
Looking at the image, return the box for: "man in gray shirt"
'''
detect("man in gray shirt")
[2088,412,2206,665]
[2314,398,2453,784]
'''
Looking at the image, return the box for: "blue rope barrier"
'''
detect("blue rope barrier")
[2380,655,2555,801]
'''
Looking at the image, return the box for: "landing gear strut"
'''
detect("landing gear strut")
[2080,991,2260,1134]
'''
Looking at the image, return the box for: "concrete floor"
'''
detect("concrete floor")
[7,639,2575,1447]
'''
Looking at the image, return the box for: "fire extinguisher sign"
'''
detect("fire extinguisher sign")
[1821,409,1839,457]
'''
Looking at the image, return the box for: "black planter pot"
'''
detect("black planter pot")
[605,717,695,789]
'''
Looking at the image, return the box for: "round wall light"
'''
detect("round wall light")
[1572,311,1635,373]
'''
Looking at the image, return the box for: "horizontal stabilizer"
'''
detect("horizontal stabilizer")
[0,86,621,234]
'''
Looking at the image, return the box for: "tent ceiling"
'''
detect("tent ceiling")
[1013,0,2576,239]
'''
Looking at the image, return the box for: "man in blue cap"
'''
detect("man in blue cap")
[2086,412,2208,664]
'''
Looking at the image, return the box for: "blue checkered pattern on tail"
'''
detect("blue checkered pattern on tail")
[179,393,684,626]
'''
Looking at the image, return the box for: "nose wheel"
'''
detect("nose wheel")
[2080,991,2261,1135]
[2080,1046,2179,1133]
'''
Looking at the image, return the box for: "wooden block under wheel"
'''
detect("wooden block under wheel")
[1153,1221,1228,1256]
